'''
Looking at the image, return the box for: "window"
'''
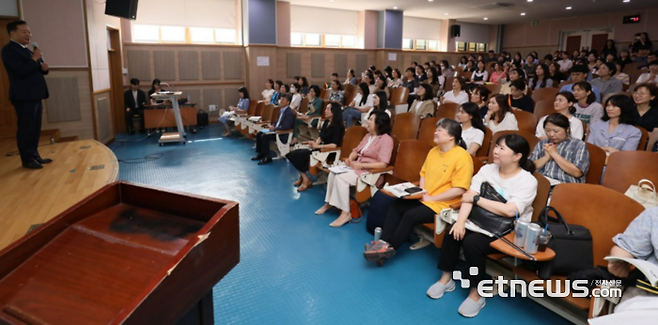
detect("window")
[456,42,487,52]
[289,33,358,48]
[342,35,356,48]
[132,24,237,44]
[467,42,477,52]
[456,42,467,52]
[291,33,303,46]
[215,28,236,44]
[133,25,159,42]
[403,39,439,51]
[160,26,185,42]
[305,34,321,46]
[190,27,214,43]
[402,39,413,50]
[477,43,487,52]
[325,34,341,47]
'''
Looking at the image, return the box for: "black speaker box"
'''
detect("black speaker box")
[197,112,209,127]
[451,25,461,38]
[105,0,138,20]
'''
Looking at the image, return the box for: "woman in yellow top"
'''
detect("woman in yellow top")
[364,118,474,264]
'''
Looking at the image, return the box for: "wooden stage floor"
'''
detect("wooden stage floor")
[0,137,118,251]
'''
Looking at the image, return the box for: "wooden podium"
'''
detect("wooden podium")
[150,92,187,146]
[0,182,240,325]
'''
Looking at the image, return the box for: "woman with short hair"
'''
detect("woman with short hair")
[409,84,436,118]
[536,92,584,140]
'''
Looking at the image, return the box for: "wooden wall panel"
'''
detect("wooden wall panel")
[224,88,240,109]
[96,97,111,141]
[184,89,201,105]
[203,89,222,119]
[223,52,243,80]
[334,54,347,78]
[286,53,302,78]
[179,51,200,81]
[355,54,369,76]
[41,70,94,139]
[411,55,421,66]
[127,50,151,82]
[311,53,325,78]
[201,52,222,80]
[154,51,176,81]
[45,77,81,123]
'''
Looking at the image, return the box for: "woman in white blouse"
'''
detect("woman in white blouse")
[387,68,403,88]
[441,77,469,105]
[456,102,486,155]
[342,82,374,127]
[484,94,519,134]
[535,92,584,140]
[261,79,275,103]
[289,84,302,113]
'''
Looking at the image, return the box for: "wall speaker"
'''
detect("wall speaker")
[451,25,461,38]
[105,0,138,20]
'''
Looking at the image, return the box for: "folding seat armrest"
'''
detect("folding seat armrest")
[367,166,394,174]
[321,146,341,153]
[275,129,294,134]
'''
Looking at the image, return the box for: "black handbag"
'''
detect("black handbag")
[535,206,593,279]
[468,182,515,237]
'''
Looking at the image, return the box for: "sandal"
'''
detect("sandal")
[293,176,303,187]
[297,182,313,192]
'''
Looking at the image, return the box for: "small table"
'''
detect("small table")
[490,232,555,261]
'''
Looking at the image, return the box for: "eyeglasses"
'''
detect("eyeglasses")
[634,92,650,96]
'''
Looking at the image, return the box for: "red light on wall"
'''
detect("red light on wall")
[623,14,641,24]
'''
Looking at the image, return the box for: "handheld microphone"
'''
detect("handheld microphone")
[30,42,44,63]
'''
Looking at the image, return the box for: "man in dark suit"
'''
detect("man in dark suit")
[124,78,147,134]
[251,93,296,165]
[1,20,50,169]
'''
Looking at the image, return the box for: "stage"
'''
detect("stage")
[0,137,118,251]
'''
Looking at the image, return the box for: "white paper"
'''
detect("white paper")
[329,166,352,174]
[257,56,270,66]
[388,53,397,61]
[382,182,425,198]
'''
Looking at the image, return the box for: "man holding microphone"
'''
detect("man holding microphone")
[2,20,51,169]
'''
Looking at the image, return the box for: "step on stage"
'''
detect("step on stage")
[0,137,119,251]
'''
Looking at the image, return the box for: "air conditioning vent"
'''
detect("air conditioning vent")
[473,2,514,10]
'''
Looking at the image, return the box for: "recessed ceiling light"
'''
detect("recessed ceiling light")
[527,0,533,2]
[393,6,398,9]
[521,12,526,15]
[444,13,449,15]
[623,0,630,2]
[566,6,572,9]
[429,0,434,2]
[484,17,489,20]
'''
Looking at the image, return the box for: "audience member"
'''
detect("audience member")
[601,39,617,58]
[618,50,633,65]
[484,94,519,134]
[427,134,537,318]
[364,119,473,264]
[409,84,436,118]
[298,76,310,96]
[558,52,573,73]
[587,94,641,153]
[560,65,601,102]
[471,61,488,85]
[456,102,486,155]
[535,92,584,140]
[292,85,323,144]
[251,94,295,165]
[512,52,524,68]
[572,81,604,126]
[529,63,554,90]
[590,62,623,97]
[530,113,590,185]
[148,78,163,105]
[262,79,275,102]
[219,86,250,137]
[633,83,658,132]
[489,62,507,85]
[636,60,658,84]
[328,80,344,105]
[500,68,527,95]
[613,62,631,86]
[343,83,374,127]
[440,60,453,79]
[416,65,428,82]
[426,67,444,97]
[361,91,391,126]
[509,79,534,113]
[442,77,469,105]
[123,78,146,135]
[289,84,302,112]
[286,103,345,192]
[388,68,403,88]
[315,111,393,227]
[458,56,469,67]
[548,62,567,84]
[470,86,491,118]
[270,80,283,105]
[523,54,537,80]
[345,69,358,85]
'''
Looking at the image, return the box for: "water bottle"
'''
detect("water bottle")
[374,227,382,242]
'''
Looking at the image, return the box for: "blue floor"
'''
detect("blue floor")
[110,125,572,325]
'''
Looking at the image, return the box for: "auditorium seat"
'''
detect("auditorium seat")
[585,143,606,185]
[635,126,649,150]
[512,110,539,134]
[531,88,559,104]
[417,116,439,147]
[355,136,400,202]
[436,102,459,120]
[311,126,369,175]
[475,127,493,158]
[391,112,421,141]
[602,150,658,194]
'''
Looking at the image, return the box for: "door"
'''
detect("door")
[107,28,124,133]
[565,35,582,56]
[591,33,611,55]
[0,19,17,138]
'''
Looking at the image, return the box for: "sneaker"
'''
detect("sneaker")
[426,279,455,299]
[363,240,396,262]
[457,296,486,318]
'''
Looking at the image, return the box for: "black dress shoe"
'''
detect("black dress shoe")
[251,154,264,161]
[257,157,273,165]
[36,158,52,164]
[23,161,43,169]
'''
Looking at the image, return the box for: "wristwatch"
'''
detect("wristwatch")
[473,195,481,206]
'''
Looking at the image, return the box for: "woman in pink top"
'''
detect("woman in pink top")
[315,111,394,227]
[489,62,507,84]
